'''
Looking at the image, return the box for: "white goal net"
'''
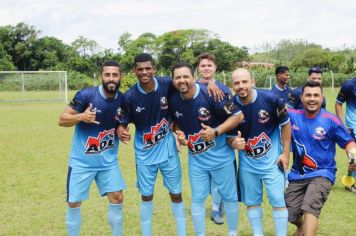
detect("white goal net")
[0,71,67,102]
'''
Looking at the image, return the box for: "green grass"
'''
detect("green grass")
[0,88,355,235]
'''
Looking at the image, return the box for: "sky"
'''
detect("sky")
[1,0,356,52]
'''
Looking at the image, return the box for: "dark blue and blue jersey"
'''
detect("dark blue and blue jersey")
[69,85,122,171]
[336,77,356,130]
[271,85,291,103]
[233,89,290,173]
[287,86,326,109]
[288,108,353,184]
[118,77,177,165]
[169,83,241,170]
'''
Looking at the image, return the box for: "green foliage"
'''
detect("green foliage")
[67,71,94,90]
[119,72,137,93]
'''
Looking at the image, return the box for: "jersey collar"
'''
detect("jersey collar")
[99,85,118,100]
[274,84,288,91]
[235,88,257,105]
[137,77,158,94]
[180,83,200,100]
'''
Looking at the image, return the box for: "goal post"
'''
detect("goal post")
[0,71,68,102]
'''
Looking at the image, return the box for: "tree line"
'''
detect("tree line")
[0,22,355,90]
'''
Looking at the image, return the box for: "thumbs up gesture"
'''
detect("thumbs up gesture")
[200,123,215,142]
[229,131,246,150]
[82,103,100,124]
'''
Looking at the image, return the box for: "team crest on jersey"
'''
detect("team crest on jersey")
[85,128,115,154]
[312,127,326,140]
[245,132,272,158]
[198,107,211,121]
[294,141,317,176]
[115,107,123,121]
[160,96,168,110]
[258,110,270,123]
[187,131,215,155]
[143,118,169,149]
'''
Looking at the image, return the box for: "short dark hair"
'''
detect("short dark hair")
[171,62,195,78]
[308,66,323,75]
[100,60,120,74]
[302,80,323,94]
[197,52,216,65]
[134,53,155,67]
[275,66,289,75]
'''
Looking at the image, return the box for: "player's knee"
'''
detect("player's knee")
[108,191,124,204]
[169,192,183,203]
[67,202,81,208]
[142,195,153,202]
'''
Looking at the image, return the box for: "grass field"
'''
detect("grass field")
[0,88,355,236]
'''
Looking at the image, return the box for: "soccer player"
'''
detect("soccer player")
[59,61,126,236]
[285,80,356,236]
[271,66,291,103]
[287,66,326,109]
[196,52,227,224]
[169,62,244,236]
[231,68,291,236]
[116,53,186,236]
[335,77,356,192]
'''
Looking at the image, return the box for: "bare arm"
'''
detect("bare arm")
[58,103,99,127]
[277,122,291,170]
[335,102,347,126]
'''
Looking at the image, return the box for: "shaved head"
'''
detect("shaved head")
[232,68,253,81]
[231,68,255,105]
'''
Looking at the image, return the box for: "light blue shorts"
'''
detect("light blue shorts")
[136,154,182,196]
[66,165,126,203]
[189,162,237,202]
[239,168,285,207]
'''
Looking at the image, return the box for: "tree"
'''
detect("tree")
[71,36,100,57]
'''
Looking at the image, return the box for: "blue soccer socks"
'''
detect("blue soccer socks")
[191,201,206,236]
[141,201,153,236]
[224,201,238,236]
[247,207,263,236]
[273,209,288,236]
[108,203,123,236]
[66,206,81,236]
[171,202,186,236]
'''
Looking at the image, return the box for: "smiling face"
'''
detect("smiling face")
[198,58,217,80]
[277,71,290,86]
[100,66,121,97]
[134,61,156,85]
[301,86,323,115]
[172,66,195,97]
[231,68,254,104]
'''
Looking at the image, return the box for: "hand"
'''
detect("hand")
[82,103,100,124]
[200,123,215,142]
[206,81,224,102]
[276,152,290,171]
[230,131,246,150]
[175,130,187,146]
[117,125,131,144]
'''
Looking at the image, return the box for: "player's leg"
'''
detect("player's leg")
[301,177,332,236]
[211,162,238,236]
[239,169,264,236]
[136,163,159,236]
[189,165,210,236]
[285,179,307,236]
[346,129,356,192]
[264,168,288,236]
[96,166,126,236]
[66,167,96,236]
[160,154,186,236]
[210,181,224,224]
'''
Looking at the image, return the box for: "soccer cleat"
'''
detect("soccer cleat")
[218,201,225,217]
[211,210,224,225]
[345,184,356,193]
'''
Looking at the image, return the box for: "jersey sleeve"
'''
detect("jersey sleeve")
[213,93,241,118]
[274,95,289,125]
[336,82,349,104]
[68,90,87,113]
[333,119,354,148]
[286,89,298,108]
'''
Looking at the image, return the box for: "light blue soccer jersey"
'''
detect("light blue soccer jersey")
[69,86,121,171]
[169,83,241,170]
[336,77,356,130]
[233,89,290,173]
[118,77,178,165]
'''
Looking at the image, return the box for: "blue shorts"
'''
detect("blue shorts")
[136,154,182,196]
[239,168,285,207]
[66,165,126,203]
[189,162,237,202]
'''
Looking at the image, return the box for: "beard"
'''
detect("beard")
[103,81,120,94]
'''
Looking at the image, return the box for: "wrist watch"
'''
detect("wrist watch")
[214,128,219,137]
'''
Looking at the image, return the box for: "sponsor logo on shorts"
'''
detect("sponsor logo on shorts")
[85,128,115,154]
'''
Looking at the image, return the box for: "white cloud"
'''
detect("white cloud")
[1,0,356,50]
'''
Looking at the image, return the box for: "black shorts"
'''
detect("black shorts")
[285,177,332,224]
